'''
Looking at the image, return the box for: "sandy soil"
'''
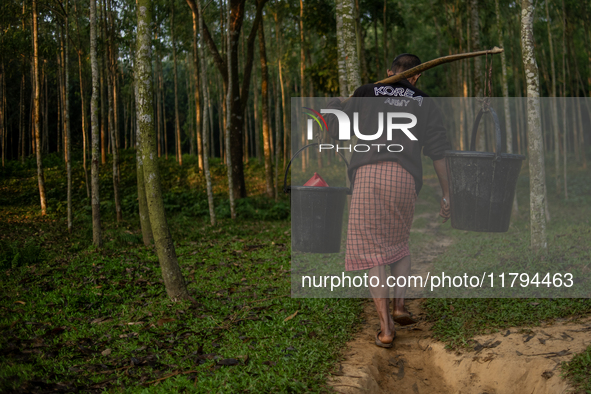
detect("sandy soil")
[329,208,589,394]
[329,296,591,394]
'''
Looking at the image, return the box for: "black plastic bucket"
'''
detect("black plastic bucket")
[284,143,350,253]
[444,107,525,232]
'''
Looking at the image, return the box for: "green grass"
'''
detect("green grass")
[562,345,591,393]
[0,153,363,393]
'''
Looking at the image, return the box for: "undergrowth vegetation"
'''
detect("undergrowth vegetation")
[0,152,362,393]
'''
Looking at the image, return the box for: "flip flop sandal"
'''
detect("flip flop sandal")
[375,329,394,348]
[393,312,418,326]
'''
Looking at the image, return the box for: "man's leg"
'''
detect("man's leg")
[390,255,411,316]
[368,264,396,343]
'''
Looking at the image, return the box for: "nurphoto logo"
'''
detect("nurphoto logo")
[304,106,418,153]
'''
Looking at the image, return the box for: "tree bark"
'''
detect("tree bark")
[32,0,47,216]
[75,9,90,199]
[253,70,261,160]
[90,0,102,247]
[136,0,190,300]
[188,2,203,170]
[62,5,72,232]
[545,0,561,195]
[495,0,517,213]
[521,0,547,251]
[337,0,362,92]
[561,0,567,200]
[274,12,289,170]
[170,0,183,166]
[226,0,236,218]
[196,0,217,225]
[135,81,153,246]
[335,4,348,97]
[259,18,274,199]
[470,0,484,152]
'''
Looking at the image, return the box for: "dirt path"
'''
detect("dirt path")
[329,207,588,394]
[329,298,591,394]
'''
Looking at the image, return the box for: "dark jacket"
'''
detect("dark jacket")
[324,79,450,194]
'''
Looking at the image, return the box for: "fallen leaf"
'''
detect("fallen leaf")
[217,358,239,366]
[262,360,276,366]
[119,332,139,338]
[157,318,176,327]
[14,301,26,305]
[284,310,298,322]
[101,348,112,356]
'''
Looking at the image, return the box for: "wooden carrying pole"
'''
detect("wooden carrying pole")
[376,47,504,85]
[340,47,503,103]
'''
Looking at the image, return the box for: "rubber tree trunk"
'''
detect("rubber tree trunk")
[136,0,190,300]
[170,0,183,166]
[337,0,362,92]
[470,0,484,152]
[336,0,361,189]
[90,0,102,247]
[253,70,261,160]
[521,0,547,251]
[545,0,561,195]
[561,0,568,200]
[135,81,153,246]
[32,0,47,216]
[104,6,122,223]
[76,47,90,198]
[259,19,274,199]
[196,0,217,225]
[187,0,203,170]
[495,0,517,213]
[335,5,349,97]
[62,6,72,232]
[278,54,289,170]
[225,0,236,218]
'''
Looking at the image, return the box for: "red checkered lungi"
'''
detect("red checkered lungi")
[345,161,416,271]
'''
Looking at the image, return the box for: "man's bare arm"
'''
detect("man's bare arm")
[433,158,451,222]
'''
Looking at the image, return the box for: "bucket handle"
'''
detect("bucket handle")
[469,106,503,154]
[283,143,350,193]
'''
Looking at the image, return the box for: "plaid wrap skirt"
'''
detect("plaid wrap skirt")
[345,161,417,271]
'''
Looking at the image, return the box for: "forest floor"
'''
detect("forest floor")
[1,151,591,393]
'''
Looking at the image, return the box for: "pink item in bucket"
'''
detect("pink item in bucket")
[303,172,329,187]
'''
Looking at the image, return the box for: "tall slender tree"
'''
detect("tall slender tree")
[136,0,190,300]
[495,0,517,213]
[90,0,102,247]
[225,0,236,218]
[522,0,547,251]
[62,2,72,232]
[170,0,182,166]
[75,5,90,198]
[545,0,561,195]
[32,0,47,216]
[196,0,216,225]
[259,16,274,198]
